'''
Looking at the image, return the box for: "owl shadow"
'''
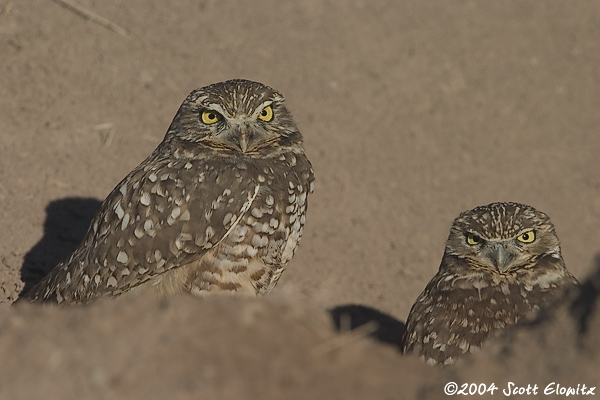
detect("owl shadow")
[18,197,102,298]
[570,253,600,337]
[328,304,406,351]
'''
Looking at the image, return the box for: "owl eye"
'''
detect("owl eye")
[517,230,536,243]
[257,105,273,122]
[201,110,222,125]
[466,233,482,246]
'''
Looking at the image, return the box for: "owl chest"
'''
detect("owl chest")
[194,184,307,295]
[219,177,309,266]
[184,155,312,294]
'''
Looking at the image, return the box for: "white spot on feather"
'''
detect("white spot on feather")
[223,212,233,226]
[180,209,191,221]
[114,202,125,219]
[121,213,130,230]
[134,226,144,239]
[117,251,129,264]
[140,192,151,206]
[251,235,269,248]
[107,276,117,288]
[144,219,156,236]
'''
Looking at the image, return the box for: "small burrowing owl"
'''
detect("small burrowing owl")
[24,79,315,304]
[402,202,578,366]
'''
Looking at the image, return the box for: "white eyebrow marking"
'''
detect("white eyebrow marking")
[205,104,230,118]
[251,100,274,118]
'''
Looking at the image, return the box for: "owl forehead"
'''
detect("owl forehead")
[190,79,283,118]
[454,202,551,239]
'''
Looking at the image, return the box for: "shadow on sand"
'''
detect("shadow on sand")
[19,197,101,297]
[329,304,406,351]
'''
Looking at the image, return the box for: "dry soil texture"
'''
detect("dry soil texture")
[1,1,599,399]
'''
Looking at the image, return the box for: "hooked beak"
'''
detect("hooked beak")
[487,242,514,272]
[239,129,248,153]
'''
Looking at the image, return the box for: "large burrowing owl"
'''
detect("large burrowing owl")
[24,79,315,304]
[402,202,578,366]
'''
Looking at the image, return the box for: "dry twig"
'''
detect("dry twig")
[50,0,129,37]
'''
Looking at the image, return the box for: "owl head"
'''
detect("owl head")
[163,79,303,157]
[444,202,562,273]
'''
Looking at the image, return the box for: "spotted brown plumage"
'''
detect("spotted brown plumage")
[401,202,578,366]
[25,79,315,304]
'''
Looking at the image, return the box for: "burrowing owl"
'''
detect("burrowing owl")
[24,79,315,304]
[402,202,578,366]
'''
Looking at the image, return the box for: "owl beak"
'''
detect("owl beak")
[488,243,513,272]
[239,129,248,153]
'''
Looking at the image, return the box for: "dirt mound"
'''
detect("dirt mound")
[5,294,437,400]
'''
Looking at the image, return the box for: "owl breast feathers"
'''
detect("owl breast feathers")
[402,202,578,366]
[25,79,315,304]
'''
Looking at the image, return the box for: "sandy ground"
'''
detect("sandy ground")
[1,1,599,398]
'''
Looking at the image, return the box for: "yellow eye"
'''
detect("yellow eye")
[517,230,536,243]
[257,105,273,122]
[201,110,221,125]
[466,233,482,246]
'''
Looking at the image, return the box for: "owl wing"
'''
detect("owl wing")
[26,156,262,304]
